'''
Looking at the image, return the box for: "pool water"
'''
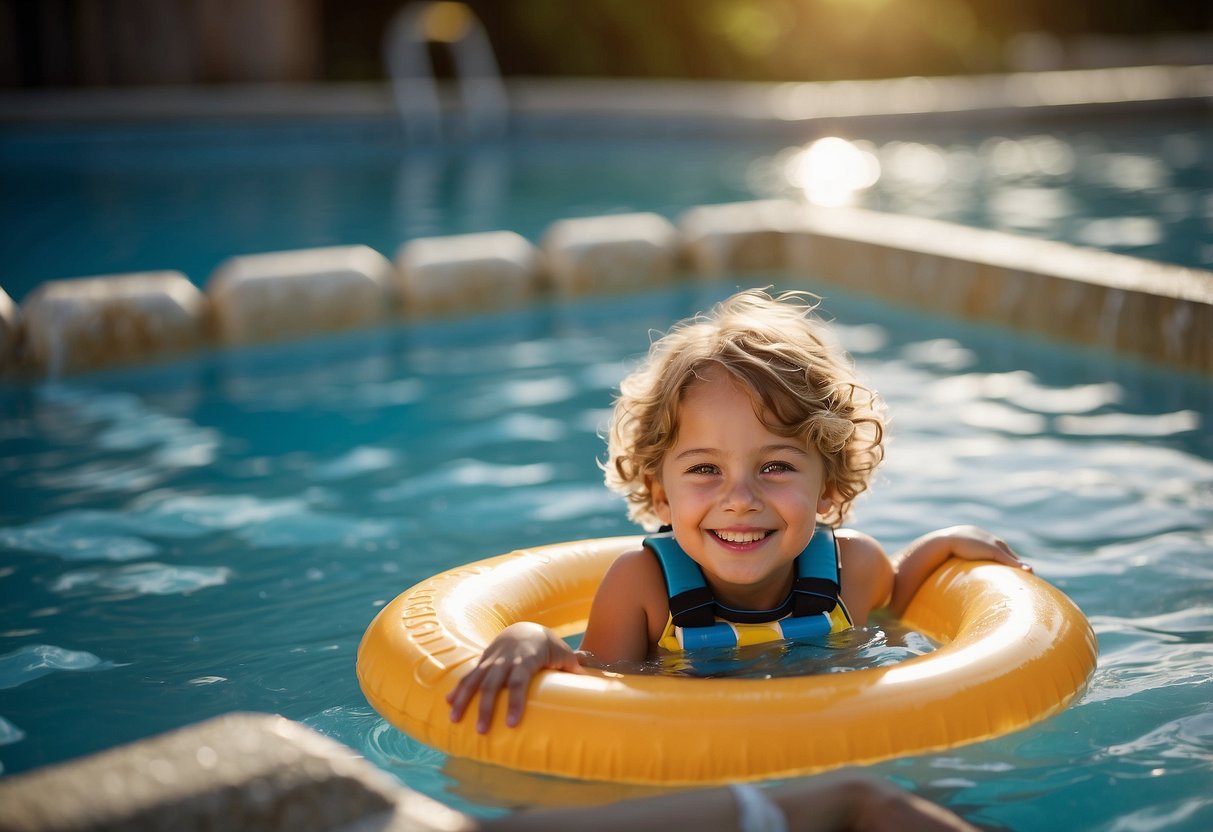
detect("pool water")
[1,282,1210,830]
[0,110,1209,303]
[579,624,938,681]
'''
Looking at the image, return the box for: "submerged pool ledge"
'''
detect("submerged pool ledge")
[1,200,1209,379]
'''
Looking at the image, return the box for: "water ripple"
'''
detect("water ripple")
[300,706,450,790]
[0,494,398,560]
[0,515,160,561]
[1057,410,1201,437]
[311,446,401,481]
[236,514,396,549]
[1085,612,1213,704]
[0,644,123,689]
[375,460,557,503]
[35,385,220,469]
[50,562,232,597]
[467,376,578,414]
[129,494,309,534]
[447,414,568,449]
[0,715,25,746]
[930,371,1123,414]
[1103,799,1213,832]
[1103,711,1213,764]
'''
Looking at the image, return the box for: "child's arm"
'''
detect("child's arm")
[887,525,1031,617]
[484,770,978,832]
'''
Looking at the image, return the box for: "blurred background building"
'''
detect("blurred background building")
[2,0,1211,89]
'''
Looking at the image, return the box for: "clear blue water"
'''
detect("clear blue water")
[1,110,1209,303]
[1,281,1211,830]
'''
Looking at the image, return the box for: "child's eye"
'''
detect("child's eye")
[686,463,720,476]
[761,461,795,474]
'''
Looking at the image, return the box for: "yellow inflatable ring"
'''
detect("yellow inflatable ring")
[357,536,1097,785]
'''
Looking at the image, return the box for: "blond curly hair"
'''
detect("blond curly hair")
[604,289,885,530]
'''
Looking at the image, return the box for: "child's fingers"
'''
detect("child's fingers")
[504,663,539,727]
[1004,550,1033,572]
[950,529,1033,573]
[989,541,1032,573]
[475,663,513,733]
[446,629,582,732]
[446,666,484,723]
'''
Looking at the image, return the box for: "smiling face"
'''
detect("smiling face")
[650,366,836,611]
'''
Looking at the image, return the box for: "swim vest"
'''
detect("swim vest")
[646,525,852,650]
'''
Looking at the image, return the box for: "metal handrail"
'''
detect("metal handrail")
[383,2,509,143]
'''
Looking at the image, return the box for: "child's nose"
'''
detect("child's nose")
[722,476,761,511]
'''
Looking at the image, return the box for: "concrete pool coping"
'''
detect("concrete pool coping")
[0,712,475,832]
[0,66,1210,830]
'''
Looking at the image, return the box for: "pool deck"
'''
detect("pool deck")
[0,65,1211,829]
[1,65,1210,127]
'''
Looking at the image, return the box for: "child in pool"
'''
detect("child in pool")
[447,289,1029,733]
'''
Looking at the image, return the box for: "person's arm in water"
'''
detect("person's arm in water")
[887,525,1031,617]
[446,547,663,732]
[483,770,978,832]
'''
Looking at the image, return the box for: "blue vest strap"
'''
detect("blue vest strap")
[644,526,846,629]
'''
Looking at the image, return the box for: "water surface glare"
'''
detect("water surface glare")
[0,284,1210,830]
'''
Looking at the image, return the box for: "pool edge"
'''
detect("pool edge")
[3,199,1210,379]
[0,712,473,832]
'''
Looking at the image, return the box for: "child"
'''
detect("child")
[447,289,1029,734]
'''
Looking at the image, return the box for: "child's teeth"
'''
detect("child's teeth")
[717,530,764,543]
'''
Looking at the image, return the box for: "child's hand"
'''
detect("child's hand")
[888,524,1031,616]
[445,622,583,733]
[931,524,1032,573]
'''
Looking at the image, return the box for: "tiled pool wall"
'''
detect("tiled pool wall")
[1,197,1210,379]
[2,66,1212,831]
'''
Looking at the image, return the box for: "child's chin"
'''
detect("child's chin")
[711,563,777,585]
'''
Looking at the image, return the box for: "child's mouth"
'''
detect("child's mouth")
[711,529,771,545]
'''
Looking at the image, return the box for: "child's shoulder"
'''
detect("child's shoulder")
[835,528,893,624]
[590,544,671,645]
[835,528,886,559]
[605,544,668,585]
[835,527,891,576]
[598,545,670,612]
